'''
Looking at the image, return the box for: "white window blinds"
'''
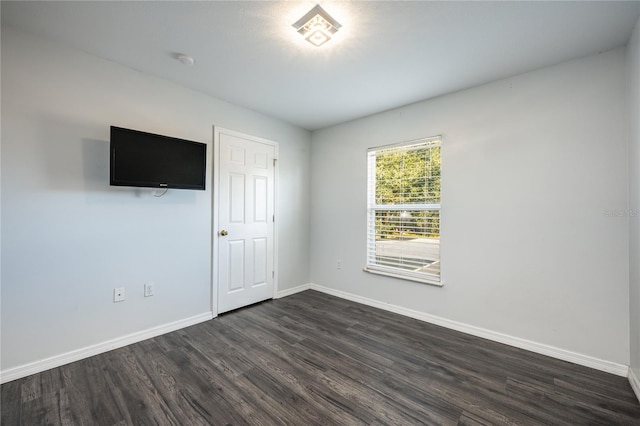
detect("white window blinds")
[366,137,441,283]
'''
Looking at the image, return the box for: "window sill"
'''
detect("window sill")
[363,267,443,287]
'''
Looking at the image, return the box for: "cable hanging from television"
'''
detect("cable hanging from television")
[154,188,169,197]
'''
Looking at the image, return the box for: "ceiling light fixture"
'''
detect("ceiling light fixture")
[292,4,341,47]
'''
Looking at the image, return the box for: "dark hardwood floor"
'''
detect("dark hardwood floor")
[2,290,639,425]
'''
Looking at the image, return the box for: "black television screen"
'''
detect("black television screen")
[110,126,206,190]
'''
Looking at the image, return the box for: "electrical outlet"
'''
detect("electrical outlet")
[114,287,125,302]
[144,283,154,297]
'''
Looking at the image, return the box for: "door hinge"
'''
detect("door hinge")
[273,215,275,223]
[272,271,275,278]
[273,158,278,167]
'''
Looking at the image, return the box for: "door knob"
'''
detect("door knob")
[219,230,228,236]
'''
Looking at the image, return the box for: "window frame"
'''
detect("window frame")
[364,136,443,286]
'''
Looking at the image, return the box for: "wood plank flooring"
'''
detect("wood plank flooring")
[2,290,639,425]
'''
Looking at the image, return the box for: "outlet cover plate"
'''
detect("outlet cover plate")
[114,287,125,302]
[144,283,154,297]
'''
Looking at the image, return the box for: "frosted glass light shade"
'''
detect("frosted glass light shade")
[292,5,341,47]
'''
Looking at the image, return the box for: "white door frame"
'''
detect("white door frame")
[211,126,279,316]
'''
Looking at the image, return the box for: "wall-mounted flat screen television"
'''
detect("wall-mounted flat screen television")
[110,126,206,190]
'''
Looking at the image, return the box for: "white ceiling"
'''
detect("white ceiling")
[2,1,639,130]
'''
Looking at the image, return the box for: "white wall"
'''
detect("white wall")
[310,48,630,367]
[628,16,640,388]
[0,28,311,373]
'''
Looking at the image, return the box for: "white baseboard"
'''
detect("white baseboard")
[630,367,640,402]
[309,284,630,377]
[275,283,311,299]
[0,311,214,384]
[4,286,631,385]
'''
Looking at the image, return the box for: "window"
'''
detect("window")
[366,137,442,285]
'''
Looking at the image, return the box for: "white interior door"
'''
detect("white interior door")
[215,128,276,314]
